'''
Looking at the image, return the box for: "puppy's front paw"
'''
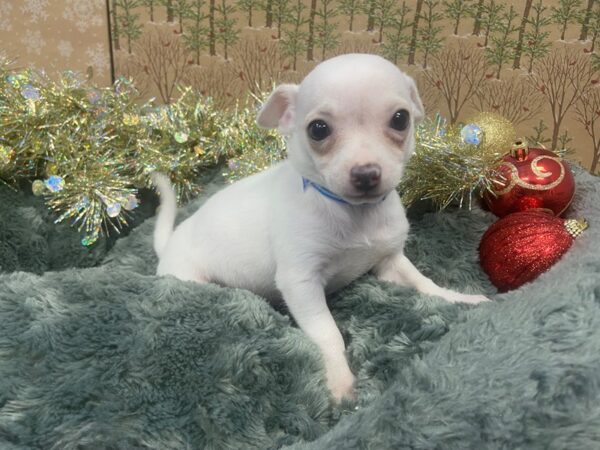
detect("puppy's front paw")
[326,367,356,403]
[441,291,491,304]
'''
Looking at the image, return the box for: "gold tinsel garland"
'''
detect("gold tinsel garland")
[220,92,286,183]
[399,113,517,209]
[0,58,279,246]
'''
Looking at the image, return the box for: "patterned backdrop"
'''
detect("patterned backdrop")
[2,0,600,173]
[0,0,112,85]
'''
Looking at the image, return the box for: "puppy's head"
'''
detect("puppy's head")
[257,54,424,205]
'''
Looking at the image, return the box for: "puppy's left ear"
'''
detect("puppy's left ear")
[405,75,425,125]
[257,84,299,134]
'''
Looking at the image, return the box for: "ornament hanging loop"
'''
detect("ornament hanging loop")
[510,139,530,161]
[564,218,589,238]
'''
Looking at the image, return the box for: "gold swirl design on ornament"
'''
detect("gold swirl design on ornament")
[494,156,565,195]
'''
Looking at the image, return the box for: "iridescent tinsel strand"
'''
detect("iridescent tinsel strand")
[0,58,266,246]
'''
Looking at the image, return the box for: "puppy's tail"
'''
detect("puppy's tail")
[151,172,177,258]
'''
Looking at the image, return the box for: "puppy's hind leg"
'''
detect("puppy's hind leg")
[157,258,209,284]
[374,253,490,304]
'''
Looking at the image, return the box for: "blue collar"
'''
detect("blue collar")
[302,177,387,206]
[302,177,351,205]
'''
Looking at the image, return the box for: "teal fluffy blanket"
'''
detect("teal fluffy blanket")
[0,168,599,449]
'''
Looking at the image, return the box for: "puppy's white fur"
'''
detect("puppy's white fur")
[153,54,488,402]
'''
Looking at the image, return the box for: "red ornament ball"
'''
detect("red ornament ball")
[484,141,575,217]
[479,211,588,292]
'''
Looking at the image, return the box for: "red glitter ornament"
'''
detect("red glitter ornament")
[479,211,588,292]
[484,140,575,217]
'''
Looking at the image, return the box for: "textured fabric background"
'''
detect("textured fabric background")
[0,167,598,449]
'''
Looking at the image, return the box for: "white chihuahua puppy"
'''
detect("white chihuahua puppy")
[152,54,488,402]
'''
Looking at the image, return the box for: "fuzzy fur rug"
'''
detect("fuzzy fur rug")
[0,168,598,449]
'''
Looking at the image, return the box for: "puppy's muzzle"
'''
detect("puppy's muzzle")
[350,164,382,192]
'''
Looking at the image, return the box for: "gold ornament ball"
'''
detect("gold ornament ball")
[465,112,516,156]
[32,179,46,196]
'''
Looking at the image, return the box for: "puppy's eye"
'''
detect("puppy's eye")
[390,109,410,132]
[307,120,331,141]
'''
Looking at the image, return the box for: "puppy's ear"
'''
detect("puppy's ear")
[405,75,425,125]
[257,84,299,133]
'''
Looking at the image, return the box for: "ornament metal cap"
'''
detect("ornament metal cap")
[510,139,529,161]
[564,218,589,238]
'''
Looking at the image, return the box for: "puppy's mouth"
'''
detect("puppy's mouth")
[344,191,388,204]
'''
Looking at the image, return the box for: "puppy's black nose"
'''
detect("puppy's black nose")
[350,164,382,192]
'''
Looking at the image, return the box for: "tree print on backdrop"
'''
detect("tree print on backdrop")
[314,0,339,60]
[582,3,600,52]
[116,0,143,54]
[576,83,600,172]
[215,0,239,60]
[471,75,544,123]
[135,26,191,103]
[183,0,208,65]
[478,0,504,48]
[421,42,487,124]
[522,0,552,73]
[141,0,160,21]
[115,51,151,97]
[364,0,376,32]
[208,0,216,56]
[331,36,375,55]
[443,0,473,35]
[183,62,242,105]
[237,0,261,27]
[485,4,519,78]
[512,0,533,69]
[418,0,444,68]
[579,0,596,40]
[379,1,412,64]
[263,0,274,28]
[111,0,121,51]
[171,0,191,33]
[108,0,600,172]
[338,0,361,31]
[529,47,594,151]
[407,0,424,65]
[306,0,317,61]
[552,0,582,41]
[272,0,293,39]
[230,38,288,96]
[372,0,398,44]
[471,0,484,35]
[527,119,552,148]
[281,0,308,70]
